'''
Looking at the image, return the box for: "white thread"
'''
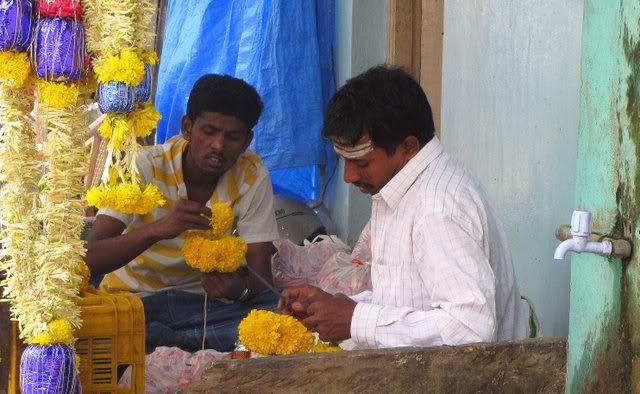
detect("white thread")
[201,292,208,351]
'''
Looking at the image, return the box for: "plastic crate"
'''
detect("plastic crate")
[8,291,145,393]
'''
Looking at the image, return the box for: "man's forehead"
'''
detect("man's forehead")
[332,135,374,159]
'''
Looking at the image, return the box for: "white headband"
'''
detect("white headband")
[332,137,374,159]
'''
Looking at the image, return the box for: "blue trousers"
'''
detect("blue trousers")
[142,289,279,353]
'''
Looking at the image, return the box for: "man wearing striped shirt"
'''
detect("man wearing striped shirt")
[280,66,528,348]
[86,75,281,352]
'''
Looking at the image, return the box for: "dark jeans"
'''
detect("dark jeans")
[142,289,279,353]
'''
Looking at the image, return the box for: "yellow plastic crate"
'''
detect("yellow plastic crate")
[9,291,145,394]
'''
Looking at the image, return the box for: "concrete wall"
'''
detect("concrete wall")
[324,0,387,246]
[440,1,584,336]
[567,1,640,390]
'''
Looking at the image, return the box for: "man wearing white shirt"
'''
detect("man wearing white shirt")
[280,65,528,348]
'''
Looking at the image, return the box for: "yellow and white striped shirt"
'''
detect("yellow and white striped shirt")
[98,135,280,295]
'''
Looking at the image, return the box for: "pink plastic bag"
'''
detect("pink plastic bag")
[271,235,351,287]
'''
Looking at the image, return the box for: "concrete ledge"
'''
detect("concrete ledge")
[184,337,566,393]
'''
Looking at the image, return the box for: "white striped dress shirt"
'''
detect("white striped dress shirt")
[350,137,528,349]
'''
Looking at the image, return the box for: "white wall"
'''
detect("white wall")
[440,1,584,336]
[325,0,387,246]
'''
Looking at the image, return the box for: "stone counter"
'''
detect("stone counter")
[184,337,566,393]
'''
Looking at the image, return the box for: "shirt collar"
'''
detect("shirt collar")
[376,136,443,209]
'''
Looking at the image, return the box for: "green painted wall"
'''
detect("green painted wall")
[568,1,640,391]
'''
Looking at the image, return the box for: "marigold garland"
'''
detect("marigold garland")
[182,234,247,273]
[84,0,165,216]
[93,49,144,86]
[210,202,234,238]
[130,102,162,138]
[0,51,31,89]
[97,113,129,150]
[238,310,314,355]
[86,182,166,215]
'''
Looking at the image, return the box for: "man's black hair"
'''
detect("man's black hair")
[186,74,263,129]
[322,65,435,154]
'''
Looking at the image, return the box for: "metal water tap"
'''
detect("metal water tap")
[554,210,614,260]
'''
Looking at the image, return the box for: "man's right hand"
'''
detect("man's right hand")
[149,199,211,240]
[279,285,332,320]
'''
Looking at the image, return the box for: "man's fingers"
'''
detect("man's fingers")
[177,200,212,217]
[183,215,212,229]
[303,314,319,331]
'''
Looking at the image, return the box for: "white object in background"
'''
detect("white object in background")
[554,210,613,260]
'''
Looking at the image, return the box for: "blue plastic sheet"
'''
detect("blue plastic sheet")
[155,0,335,201]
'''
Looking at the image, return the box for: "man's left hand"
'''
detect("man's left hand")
[201,272,244,299]
[303,293,357,342]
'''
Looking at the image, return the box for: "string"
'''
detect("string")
[201,292,208,351]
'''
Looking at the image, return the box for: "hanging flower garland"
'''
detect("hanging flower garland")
[83,0,164,215]
[28,0,88,340]
[0,0,41,344]
[182,202,248,272]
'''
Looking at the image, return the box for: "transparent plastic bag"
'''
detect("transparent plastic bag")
[271,235,351,287]
[316,251,372,296]
[118,347,230,393]
[350,221,371,264]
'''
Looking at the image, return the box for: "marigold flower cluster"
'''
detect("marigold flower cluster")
[26,319,74,346]
[181,202,246,272]
[0,51,31,89]
[312,342,343,353]
[238,310,314,355]
[86,182,166,215]
[37,80,80,108]
[93,49,144,85]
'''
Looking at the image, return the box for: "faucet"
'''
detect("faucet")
[554,210,613,260]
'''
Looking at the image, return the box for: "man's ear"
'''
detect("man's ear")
[181,115,193,139]
[402,135,421,156]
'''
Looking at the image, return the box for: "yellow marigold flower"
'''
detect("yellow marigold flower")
[210,202,234,238]
[37,81,80,108]
[312,342,342,353]
[86,183,166,215]
[137,50,159,65]
[26,319,74,346]
[129,102,162,138]
[98,114,130,151]
[182,234,247,272]
[77,261,91,294]
[86,185,112,208]
[0,51,31,89]
[94,49,145,86]
[238,310,314,355]
[77,261,91,293]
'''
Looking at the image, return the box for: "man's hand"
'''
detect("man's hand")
[279,285,332,320]
[201,271,245,299]
[303,293,356,342]
[149,199,211,240]
[280,286,357,341]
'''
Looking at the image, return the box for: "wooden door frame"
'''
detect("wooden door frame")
[387,0,444,134]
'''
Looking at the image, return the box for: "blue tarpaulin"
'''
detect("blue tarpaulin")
[155,0,335,202]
